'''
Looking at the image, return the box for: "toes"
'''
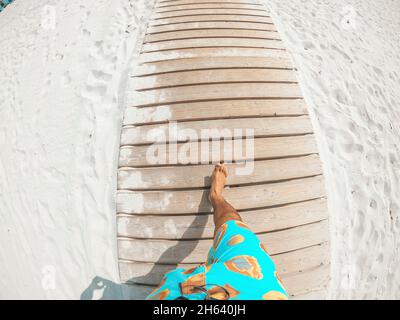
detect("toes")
[212,163,228,176]
[221,164,228,177]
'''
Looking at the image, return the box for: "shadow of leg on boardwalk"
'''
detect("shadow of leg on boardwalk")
[81,184,212,299]
[128,188,211,287]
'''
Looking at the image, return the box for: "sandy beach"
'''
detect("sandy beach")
[0,0,154,299]
[0,0,399,299]
[267,0,400,299]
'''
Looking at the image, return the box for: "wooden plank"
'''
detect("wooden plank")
[149,15,273,26]
[121,271,329,300]
[117,175,325,214]
[155,3,266,12]
[142,38,284,53]
[133,56,292,77]
[157,0,264,6]
[273,243,330,276]
[117,198,328,238]
[140,47,290,63]
[123,100,308,125]
[147,21,277,34]
[133,68,295,91]
[280,264,330,297]
[118,242,329,283]
[133,68,296,90]
[119,269,328,299]
[117,0,329,299]
[117,219,329,262]
[291,289,327,300]
[118,134,318,167]
[120,116,311,145]
[129,83,301,107]
[144,29,280,43]
[118,154,321,189]
[152,9,269,20]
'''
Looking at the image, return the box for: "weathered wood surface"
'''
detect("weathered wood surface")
[117,0,330,299]
[121,116,311,145]
[121,264,330,298]
[117,175,325,214]
[156,0,265,6]
[147,21,277,34]
[128,83,301,107]
[133,69,295,91]
[123,99,307,125]
[118,154,322,189]
[119,242,330,283]
[139,47,290,63]
[144,29,281,43]
[116,198,328,238]
[118,220,329,262]
[118,134,318,167]
[132,56,292,76]
[149,15,274,27]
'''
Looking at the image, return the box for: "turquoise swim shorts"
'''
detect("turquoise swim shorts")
[146,219,289,300]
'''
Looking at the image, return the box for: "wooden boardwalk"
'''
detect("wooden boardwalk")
[117,0,330,299]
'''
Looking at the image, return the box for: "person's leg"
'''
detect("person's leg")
[209,163,242,235]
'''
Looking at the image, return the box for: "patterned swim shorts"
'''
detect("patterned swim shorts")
[146,219,289,300]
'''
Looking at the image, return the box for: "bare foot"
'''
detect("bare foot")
[209,163,228,205]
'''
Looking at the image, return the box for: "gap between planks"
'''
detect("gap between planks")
[123,99,307,126]
[147,22,277,34]
[117,154,322,190]
[119,264,330,298]
[151,10,271,21]
[116,198,328,239]
[117,219,329,262]
[132,56,294,76]
[118,242,330,283]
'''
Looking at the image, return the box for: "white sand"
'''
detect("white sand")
[0,0,399,299]
[0,0,155,299]
[267,0,400,299]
